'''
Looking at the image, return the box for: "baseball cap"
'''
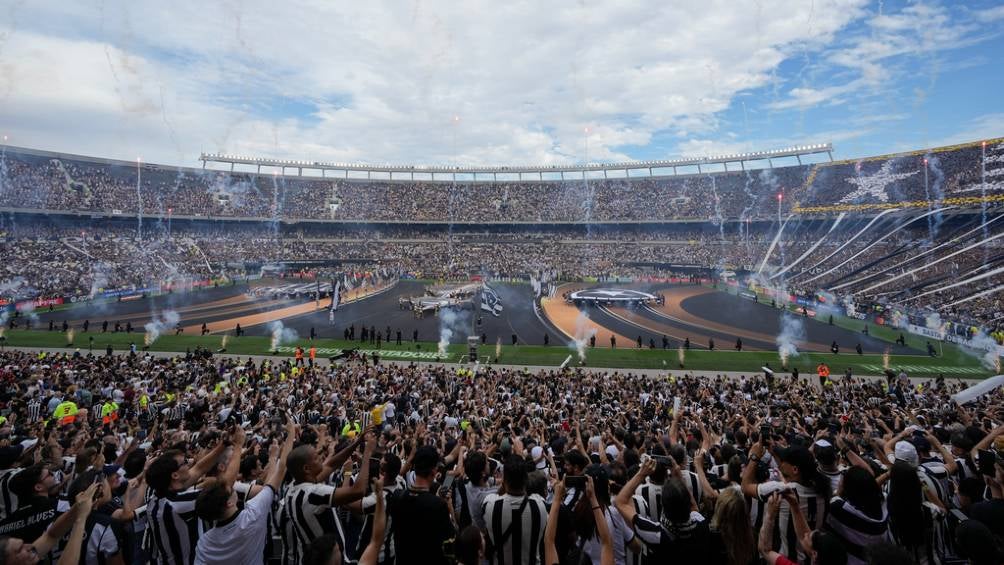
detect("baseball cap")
[894,441,919,468]
[813,440,838,466]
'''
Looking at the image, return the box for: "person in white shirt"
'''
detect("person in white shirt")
[193,420,297,565]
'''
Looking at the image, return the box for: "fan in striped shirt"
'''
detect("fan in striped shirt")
[480,456,548,565]
[614,460,709,563]
[25,398,42,423]
[0,444,32,522]
[632,462,666,522]
[144,438,229,565]
[348,452,404,564]
[282,431,376,564]
[744,444,831,563]
[824,468,889,565]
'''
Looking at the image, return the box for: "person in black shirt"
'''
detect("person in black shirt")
[0,463,61,545]
[388,446,455,565]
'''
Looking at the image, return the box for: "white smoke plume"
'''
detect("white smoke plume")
[0,277,27,297]
[568,310,597,362]
[964,331,1003,371]
[269,320,299,351]
[776,312,805,368]
[925,312,945,331]
[437,307,468,357]
[88,264,111,299]
[19,302,40,325]
[144,310,180,346]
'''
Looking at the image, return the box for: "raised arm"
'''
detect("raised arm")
[925,431,958,475]
[781,490,813,556]
[693,449,719,501]
[758,493,782,564]
[266,420,298,492]
[544,480,566,565]
[181,440,227,489]
[56,485,96,565]
[332,431,377,506]
[586,476,614,565]
[219,427,248,487]
[318,433,365,483]
[358,479,386,565]
[741,441,765,498]
[615,458,655,526]
[35,483,97,558]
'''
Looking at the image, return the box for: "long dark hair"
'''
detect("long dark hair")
[840,467,883,520]
[455,525,483,565]
[887,461,925,547]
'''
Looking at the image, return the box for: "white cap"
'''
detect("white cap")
[894,441,919,468]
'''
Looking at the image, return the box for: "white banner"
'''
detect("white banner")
[907,324,946,341]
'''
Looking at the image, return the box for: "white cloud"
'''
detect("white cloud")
[0,0,907,167]
[767,2,990,112]
[932,113,1004,148]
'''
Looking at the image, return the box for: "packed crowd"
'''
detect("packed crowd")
[798,140,1004,209]
[4,139,1002,223]
[5,211,1004,335]
[0,348,1001,565]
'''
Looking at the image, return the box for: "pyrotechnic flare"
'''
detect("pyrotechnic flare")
[678,346,685,368]
[221,334,229,349]
[569,311,597,362]
[495,337,501,360]
[883,348,891,371]
[65,328,75,346]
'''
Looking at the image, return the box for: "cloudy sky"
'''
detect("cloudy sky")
[1,0,1002,168]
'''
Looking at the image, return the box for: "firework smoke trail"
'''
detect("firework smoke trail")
[919,154,943,242]
[883,347,891,371]
[269,172,283,241]
[495,336,502,360]
[981,143,989,262]
[144,310,180,346]
[709,174,728,271]
[65,328,75,345]
[568,310,597,362]
[677,346,685,368]
[268,320,298,352]
[136,159,143,241]
[221,334,229,350]
[446,182,457,270]
[740,171,758,252]
[0,143,7,197]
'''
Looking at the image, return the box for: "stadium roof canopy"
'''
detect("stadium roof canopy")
[200,143,833,180]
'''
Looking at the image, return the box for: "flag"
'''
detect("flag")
[330,280,341,312]
[481,284,503,317]
[530,273,541,297]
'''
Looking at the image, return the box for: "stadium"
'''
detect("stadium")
[1,3,1003,565]
[2,139,1002,377]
